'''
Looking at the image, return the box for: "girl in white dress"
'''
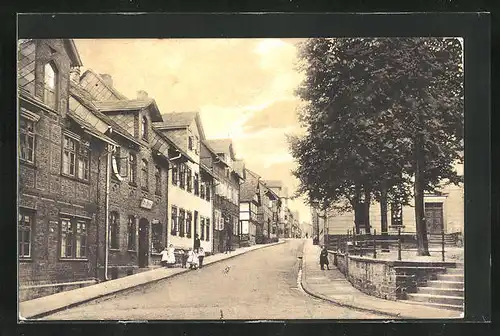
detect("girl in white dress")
[167,244,176,266]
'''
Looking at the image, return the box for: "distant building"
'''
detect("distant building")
[239,169,261,246]
[201,139,244,253]
[262,180,289,238]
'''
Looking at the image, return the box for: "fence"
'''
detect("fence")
[330,228,463,262]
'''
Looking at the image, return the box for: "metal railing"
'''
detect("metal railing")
[332,228,462,262]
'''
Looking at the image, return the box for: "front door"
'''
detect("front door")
[424,203,444,234]
[138,218,149,268]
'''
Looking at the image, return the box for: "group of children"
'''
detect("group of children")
[160,244,206,270]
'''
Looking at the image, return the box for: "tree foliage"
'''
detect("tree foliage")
[290,37,463,248]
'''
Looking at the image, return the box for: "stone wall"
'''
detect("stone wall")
[331,252,456,301]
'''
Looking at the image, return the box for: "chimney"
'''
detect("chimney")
[137,90,149,100]
[70,66,81,83]
[99,74,113,87]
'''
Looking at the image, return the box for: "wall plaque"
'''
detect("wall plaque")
[140,198,153,210]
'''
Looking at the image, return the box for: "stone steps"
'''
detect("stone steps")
[437,273,464,282]
[427,280,464,289]
[445,268,464,275]
[406,293,464,306]
[418,286,464,297]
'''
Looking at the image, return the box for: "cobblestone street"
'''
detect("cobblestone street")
[44,240,382,320]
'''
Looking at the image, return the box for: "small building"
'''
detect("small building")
[257,181,280,243]
[262,180,289,239]
[201,139,244,253]
[239,169,262,246]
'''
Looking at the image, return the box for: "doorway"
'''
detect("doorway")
[138,218,149,268]
[424,203,444,234]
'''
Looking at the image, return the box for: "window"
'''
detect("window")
[200,183,205,199]
[62,136,76,176]
[44,63,57,110]
[77,145,90,181]
[200,217,205,240]
[171,206,178,236]
[179,209,185,237]
[155,166,161,195]
[186,167,192,192]
[206,184,211,201]
[109,212,119,249]
[172,164,178,185]
[234,217,239,235]
[151,222,162,253]
[127,216,136,251]
[186,211,192,238]
[141,116,148,140]
[141,159,149,190]
[206,218,210,241]
[60,218,88,258]
[194,173,199,195]
[194,211,198,237]
[194,136,199,154]
[62,135,90,181]
[128,153,137,184]
[18,209,33,258]
[20,118,35,163]
[188,136,193,150]
[179,164,186,189]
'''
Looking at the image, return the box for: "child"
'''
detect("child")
[197,247,205,269]
[187,248,199,270]
[180,250,188,268]
[319,246,330,270]
[160,247,169,267]
[166,244,176,267]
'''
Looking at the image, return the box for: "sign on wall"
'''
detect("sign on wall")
[140,198,153,210]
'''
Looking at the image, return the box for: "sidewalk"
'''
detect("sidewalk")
[300,239,462,319]
[19,240,285,320]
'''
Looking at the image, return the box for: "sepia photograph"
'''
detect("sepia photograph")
[17,34,466,320]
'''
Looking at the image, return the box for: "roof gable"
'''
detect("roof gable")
[79,69,128,101]
[155,112,206,140]
[92,99,163,122]
[63,39,83,67]
[204,139,236,159]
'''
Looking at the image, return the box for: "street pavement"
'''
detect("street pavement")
[43,239,382,320]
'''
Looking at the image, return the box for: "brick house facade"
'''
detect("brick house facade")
[17,39,117,301]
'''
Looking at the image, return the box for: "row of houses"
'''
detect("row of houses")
[310,167,464,247]
[17,39,301,301]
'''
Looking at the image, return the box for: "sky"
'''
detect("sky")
[74,38,311,223]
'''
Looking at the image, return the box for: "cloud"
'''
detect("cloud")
[242,98,300,133]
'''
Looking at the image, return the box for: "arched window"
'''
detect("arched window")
[44,63,57,110]
[141,159,148,190]
[141,116,148,140]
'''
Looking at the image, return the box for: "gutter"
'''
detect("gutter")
[104,143,114,281]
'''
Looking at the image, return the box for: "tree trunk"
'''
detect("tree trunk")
[415,131,430,256]
[380,185,389,251]
[364,188,371,234]
[353,185,362,234]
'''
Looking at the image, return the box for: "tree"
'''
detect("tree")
[290,37,463,255]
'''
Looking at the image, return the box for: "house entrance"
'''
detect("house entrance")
[424,203,444,234]
[138,218,149,268]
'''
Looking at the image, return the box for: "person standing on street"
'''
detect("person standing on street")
[160,247,169,267]
[197,247,205,269]
[319,246,330,270]
[194,234,201,251]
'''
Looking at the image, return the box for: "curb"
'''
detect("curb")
[299,244,409,320]
[23,240,286,320]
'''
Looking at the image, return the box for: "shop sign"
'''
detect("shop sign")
[140,198,153,210]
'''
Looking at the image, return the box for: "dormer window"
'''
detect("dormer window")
[188,136,194,151]
[43,62,57,110]
[141,116,148,140]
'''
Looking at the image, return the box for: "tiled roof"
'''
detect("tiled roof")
[240,179,259,202]
[153,129,195,164]
[156,112,198,128]
[80,69,128,100]
[69,83,140,146]
[93,99,153,112]
[262,180,283,188]
[204,139,232,154]
[67,110,117,146]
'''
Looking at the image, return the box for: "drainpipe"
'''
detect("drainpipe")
[104,143,114,281]
[170,152,182,161]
